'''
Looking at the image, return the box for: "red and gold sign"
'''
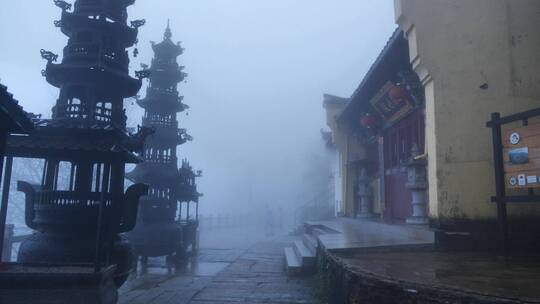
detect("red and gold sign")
[370,82,414,124]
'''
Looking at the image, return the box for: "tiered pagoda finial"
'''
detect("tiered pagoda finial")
[127,22,201,262]
[164,19,172,40]
[7,0,150,288]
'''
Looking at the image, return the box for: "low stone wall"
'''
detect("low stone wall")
[316,252,526,304]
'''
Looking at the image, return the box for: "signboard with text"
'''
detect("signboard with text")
[486,109,540,256]
[503,123,540,189]
[370,82,414,125]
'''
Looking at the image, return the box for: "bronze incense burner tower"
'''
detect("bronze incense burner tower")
[8,0,150,287]
[127,23,201,262]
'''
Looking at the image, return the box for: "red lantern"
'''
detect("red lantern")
[389,84,408,101]
[360,113,377,129]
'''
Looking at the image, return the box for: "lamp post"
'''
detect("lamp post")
[405,144,429,225]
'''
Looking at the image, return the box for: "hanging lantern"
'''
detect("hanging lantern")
[389,84,408,101]
[360,112,377,129]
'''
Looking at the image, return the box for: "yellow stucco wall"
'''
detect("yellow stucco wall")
[324,101,369,217]
[395,0,540,220]
[335,131,367,217]
[324,101,349,216]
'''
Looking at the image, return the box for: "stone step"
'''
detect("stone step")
[294,240,316,268]
[303,233,318,253]
[283,247,302,276]
[311,227,328,238]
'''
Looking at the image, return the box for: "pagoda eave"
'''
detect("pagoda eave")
[136,98,187,113]
[126,163,181,183]
[7,136,142,163]
[6,123,143,163]
[151,43,183,57]
[149,70,186,83]
[46,63,142,98]
[60,12,138,48]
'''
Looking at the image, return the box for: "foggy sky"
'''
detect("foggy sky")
[0,1,396,216]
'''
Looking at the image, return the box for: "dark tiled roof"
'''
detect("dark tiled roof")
[0,84,34,134]
[337,28,410,123]
[6,123,142,163]
[126,162,181,183]
[126,163,201,203]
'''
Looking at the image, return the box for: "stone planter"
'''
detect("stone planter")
[0,263,118,304]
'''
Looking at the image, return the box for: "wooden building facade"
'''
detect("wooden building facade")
[325,30,426,224]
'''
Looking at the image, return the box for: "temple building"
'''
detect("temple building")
[324,30,420,222]
[3,0,150,287]
[127,22,201,263]
[324,0,540,250]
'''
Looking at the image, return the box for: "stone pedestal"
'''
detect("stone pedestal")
[0,264,118,304]
[405,145,429,225]
[356,168,375,218]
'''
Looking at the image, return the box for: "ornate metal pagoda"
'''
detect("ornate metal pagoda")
[5,0,150,287]
[126,22,201,263]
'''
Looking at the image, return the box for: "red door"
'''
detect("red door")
[383,109,424,221]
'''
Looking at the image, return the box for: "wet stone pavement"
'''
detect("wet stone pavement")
[119,236,316,304]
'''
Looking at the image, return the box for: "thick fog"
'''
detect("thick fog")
[0,1,395,230]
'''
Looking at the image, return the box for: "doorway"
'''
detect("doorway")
[383,108,425,221]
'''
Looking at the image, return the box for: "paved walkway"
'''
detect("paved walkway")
[306,218,434,252]
[119,236,316,304]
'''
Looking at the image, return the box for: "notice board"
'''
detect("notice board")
[503,123,540,189]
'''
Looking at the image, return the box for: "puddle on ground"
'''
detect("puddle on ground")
[185,261,230,276]
[135,258,230,277]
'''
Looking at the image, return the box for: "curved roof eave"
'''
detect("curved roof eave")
[337,28,405,124]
